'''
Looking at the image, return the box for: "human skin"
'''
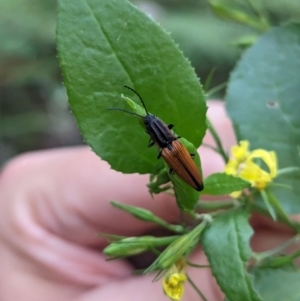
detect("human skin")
[0,102,293,301]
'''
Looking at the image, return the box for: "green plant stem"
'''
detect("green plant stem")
[206,118,229,162]
[206,81,227,98]
[203,68,216,92]
[260,190,276,220]
[196,200,235,211]
[268,183,292,190]
[277,167,300,176]
[250,203,300,232]
[245,0,269,29]
[289,249,300,260]
[187,274,208,301]
[201,143,219,153]
[186,260,210,268]
[253,235,300,263]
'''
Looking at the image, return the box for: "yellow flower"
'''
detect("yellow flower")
[225,140,250,177]
[225,141,278,196]
[163,258,187,301]
[231,140,250,163]
[241,150,277,190]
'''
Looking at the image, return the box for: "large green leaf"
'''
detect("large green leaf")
[202,209,263,301]
[252,268,300,301]
[201,172,251,195]
[56,0,206,174]
[226,23,300,214]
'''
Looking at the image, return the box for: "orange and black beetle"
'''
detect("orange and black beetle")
[108,86,203,191]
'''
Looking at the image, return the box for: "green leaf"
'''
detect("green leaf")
[201,172,251,195]
[56,0,206,174]
[202,208,263,301]
[252,268,300,301]
[226,23,300,214]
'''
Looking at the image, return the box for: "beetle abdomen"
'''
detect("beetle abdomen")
[161,140,203,191]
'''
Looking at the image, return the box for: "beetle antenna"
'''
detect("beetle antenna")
[124,86,149,115]
[107,108,144,119]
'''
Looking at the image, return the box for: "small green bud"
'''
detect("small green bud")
[145,221,208,273]
[104,235,179,257]
[110,201,185,234]
[104,238,148,257]
[111,201,157,222]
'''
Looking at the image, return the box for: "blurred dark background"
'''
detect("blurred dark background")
[1,0,299,165]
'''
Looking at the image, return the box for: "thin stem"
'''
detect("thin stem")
[245,0,269,28]
[250,203,300,232]
[151,247,162,257]
[290,249,300,260]
[260,189,276,221]
[187,274,208,301]
[277,167,300,177]
[203,68,216,92]
[268,183,292,190]
[206,118,229,162]
[253,235,300,262]
[206,82,227,98]
[202,143,220,153]
[196,200,235,211]
[186,260,210,268]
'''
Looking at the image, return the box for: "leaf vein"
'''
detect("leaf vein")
[85,0,135,85]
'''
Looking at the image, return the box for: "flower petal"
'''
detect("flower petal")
[225,158,239,176]
[163,273,187,301]
[224,141,278,192]
[240,161,272,190]
[248,149,277,178]
[231,140,250,162]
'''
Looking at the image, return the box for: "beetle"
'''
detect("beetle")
[108,86,203,191]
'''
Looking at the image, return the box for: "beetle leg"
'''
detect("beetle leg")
[168,124,174,129]
[190,153,195,157]
[157,149,163,159]
[148,138,154,148]
[169,168,175,175]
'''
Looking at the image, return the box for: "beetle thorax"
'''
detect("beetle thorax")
[144,114,176,148]
[143,114,156,126]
